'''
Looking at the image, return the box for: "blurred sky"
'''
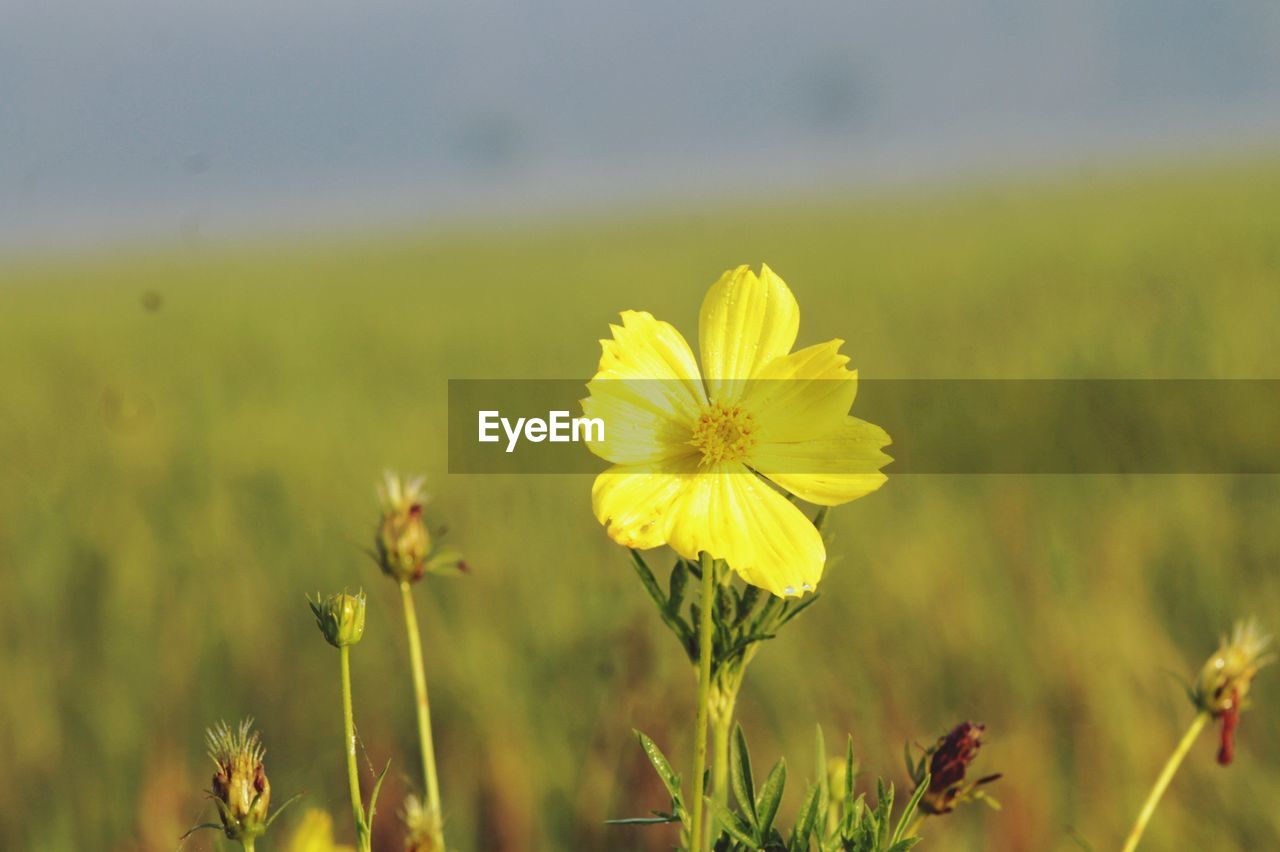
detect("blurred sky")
[4,0,1280,249]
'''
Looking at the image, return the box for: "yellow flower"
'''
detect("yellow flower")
[285,809,355,852]
[583,264,890,597]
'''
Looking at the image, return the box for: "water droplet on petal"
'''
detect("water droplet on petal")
[802,583,813,592]
[784,586,796,596]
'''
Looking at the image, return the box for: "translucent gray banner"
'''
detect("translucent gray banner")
[448,379,1280,474]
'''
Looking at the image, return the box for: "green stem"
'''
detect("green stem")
[709,670,739,821]
[711,710,732,814]
[1121,711,1210,852]
[400,581,447,851]
[340,645,371,852]
[241,838,256,852]
[689,552,715,852]
[905,814,925,838]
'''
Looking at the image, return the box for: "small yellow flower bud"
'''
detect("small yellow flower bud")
[207,719,272,842]
[1193,618,1273,717]
[376,472,432,583]
[309,591,367,648]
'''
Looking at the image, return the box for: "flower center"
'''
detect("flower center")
[691,402,756,465]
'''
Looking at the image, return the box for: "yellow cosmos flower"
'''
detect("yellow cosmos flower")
[583,264,890,597]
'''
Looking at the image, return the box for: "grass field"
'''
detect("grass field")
[2,156,1280,851]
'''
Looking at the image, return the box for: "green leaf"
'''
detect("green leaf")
[735,584,763,626]
[843,737,856,809]
[366,757,392,832]
[775,594,820,629]
[755,759,787,836]
[606,814,681,825]
[629,550,667,608]
[636,730,683,802]
[630,550,693,648]
[891,774,929,846]
[812,506,830,532]
[732,725,758,826]
[874,780,893,848]
[790,782,821,851]
[179,822,225,840]
[669,559,689,611]
[814,726,829,825]
[423,548,467,576]
[264,791,305,829]
[709,800,757,847]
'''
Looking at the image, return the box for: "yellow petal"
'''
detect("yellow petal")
[286,809,355,852]
[594,309,707,424]
[740,339,858,443]
[591,459,699,550]
[665,464,825,597]
[751,416,892,506]
[582,383,698,465]
[699,264,799,402]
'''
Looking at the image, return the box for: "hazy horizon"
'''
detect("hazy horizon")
[5,0,1280,250]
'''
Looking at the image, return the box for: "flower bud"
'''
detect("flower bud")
[309,591,367,648]
[375,472,432,583]
[1193,618,1272,717]
[910,721,1001,816]
[207,719,271,841]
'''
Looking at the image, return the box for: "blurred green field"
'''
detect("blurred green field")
[2,156,1280,852]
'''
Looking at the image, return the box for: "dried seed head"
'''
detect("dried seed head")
[206,719,271,841]
[1193,618,1273,717]
[376,472,433,583]
[309,590,367,648]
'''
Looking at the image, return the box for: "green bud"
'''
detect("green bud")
[309,591,367,648]
[375,472,432,583]
[1193,618,1273,716]
[206,719,271,841]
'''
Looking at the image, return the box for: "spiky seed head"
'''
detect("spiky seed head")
[206,718,271,840]
[1194,618,1274,716]
[309,590,367,648]
[376,472,432,583]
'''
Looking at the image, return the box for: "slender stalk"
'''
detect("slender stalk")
[711,711,732,813]
[905,814,925,838]
[1121,711,1210,852]
[689,552,715,852]
[340,645,371,852]
[710,672,740,813]
[399,580,447,850]
[241,838,256,852]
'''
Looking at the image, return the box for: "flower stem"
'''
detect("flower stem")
[400,580,446,851]
[1121,710,1210,852]
[689,552,715,852]
[340,645,371,852]
[241,838,256,852]
[711,710,732,814]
